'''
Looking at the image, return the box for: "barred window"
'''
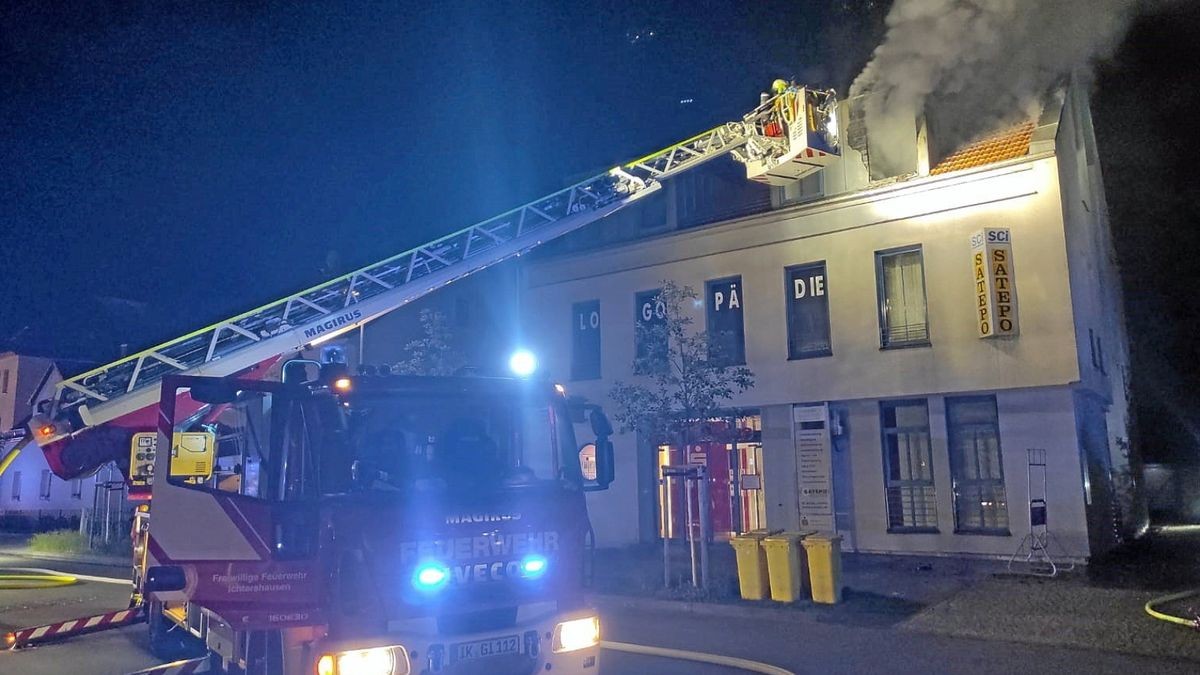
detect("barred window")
[880,400,938,531]
[947,395,1010,533]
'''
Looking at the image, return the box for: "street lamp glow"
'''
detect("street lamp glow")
[508,350,538,377]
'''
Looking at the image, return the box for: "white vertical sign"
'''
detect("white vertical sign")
[793,403,835,531]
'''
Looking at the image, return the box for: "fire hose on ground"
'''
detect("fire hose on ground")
[0,571,78,590]
[601,640,795,675]
[1145,589,1200,629]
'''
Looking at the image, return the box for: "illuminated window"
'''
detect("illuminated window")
[880,400,938,531]
[946,396,1009,534]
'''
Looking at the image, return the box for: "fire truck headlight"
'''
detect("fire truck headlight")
[552,616,599,653]
[520,554,548,579]
[317,646,405,675]
[412,562,449,591]
[508,350,537,377]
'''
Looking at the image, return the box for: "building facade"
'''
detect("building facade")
[0,352,104,528]
[518,81,1134,560]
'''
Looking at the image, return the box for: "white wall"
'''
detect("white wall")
[844,387,1090,559]
[522,153,1090,549]
[524,156,1079,410]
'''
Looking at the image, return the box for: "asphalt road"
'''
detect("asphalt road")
[1,551,1195,675]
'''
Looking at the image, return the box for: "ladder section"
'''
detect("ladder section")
[41,122,755,437]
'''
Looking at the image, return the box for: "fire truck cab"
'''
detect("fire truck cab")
[139,370,614,675]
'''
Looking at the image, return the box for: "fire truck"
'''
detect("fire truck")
[1,81,839,674]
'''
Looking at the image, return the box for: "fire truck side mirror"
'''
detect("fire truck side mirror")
[144,565,186,593]
[588,410,613,438]
[581,438,614,492]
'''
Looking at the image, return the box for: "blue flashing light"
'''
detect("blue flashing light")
[413,563,450,591]
[520,554,548,579]
[508,350,538,377]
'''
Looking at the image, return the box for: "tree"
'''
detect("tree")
[609,281,754,447]
[392,309,466,376]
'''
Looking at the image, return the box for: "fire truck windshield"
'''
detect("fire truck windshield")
[340,389,579,493]
[177,380,582,502]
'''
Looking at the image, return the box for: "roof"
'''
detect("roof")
[929,121,1035,175]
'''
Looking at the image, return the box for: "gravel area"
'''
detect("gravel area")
[901,574,1200,662]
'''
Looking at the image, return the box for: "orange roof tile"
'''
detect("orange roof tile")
[929,121,1035,175]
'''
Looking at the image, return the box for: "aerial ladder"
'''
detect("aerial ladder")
[0,82,838,652]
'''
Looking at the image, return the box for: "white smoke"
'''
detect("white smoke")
[850,0,1142,171]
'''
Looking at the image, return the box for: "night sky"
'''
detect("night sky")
[0,1,884,359]
[1,2,1198,460]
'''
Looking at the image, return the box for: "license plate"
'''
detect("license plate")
[452,634,520,662]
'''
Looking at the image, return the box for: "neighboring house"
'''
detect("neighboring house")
[0,352,103,528]
[517,76,1135,562]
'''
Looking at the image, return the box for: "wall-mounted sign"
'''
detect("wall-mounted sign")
[970,228,1019,338]
[785,262,832,359]
[571,300,601,380]
[705,276,746,365]
[793,404,835,531]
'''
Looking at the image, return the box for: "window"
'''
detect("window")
[634,289,667,374]
[876,247,929,348]
[946,395,1009,533]
[570,300,601,380]
[10,471,20,501]
[40,470,53,500]
[71,479,83,499]
[785,262,832,359]
[880,400,938,531]
[1,368,8,394]
[706,276,746,366]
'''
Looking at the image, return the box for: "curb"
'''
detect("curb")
[0,547,129,569]
[589,593,825,624]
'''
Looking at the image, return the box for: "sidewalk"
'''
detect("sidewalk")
[592,540,1200,662]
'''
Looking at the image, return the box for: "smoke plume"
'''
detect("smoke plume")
[850,0,1142,171]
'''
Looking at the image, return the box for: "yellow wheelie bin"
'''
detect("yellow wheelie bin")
[729,530,770,600]
[802,533,843,604]
[760,532,812,602]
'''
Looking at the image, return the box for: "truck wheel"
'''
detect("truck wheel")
[147,600,187,660]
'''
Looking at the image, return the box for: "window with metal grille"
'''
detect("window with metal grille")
[946,395,1010,533]
[880,400,938,531]
[876,247,929,348]
[40,470,52,500]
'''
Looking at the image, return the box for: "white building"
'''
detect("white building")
[517,79,1134,561]
[0,352,103,528]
